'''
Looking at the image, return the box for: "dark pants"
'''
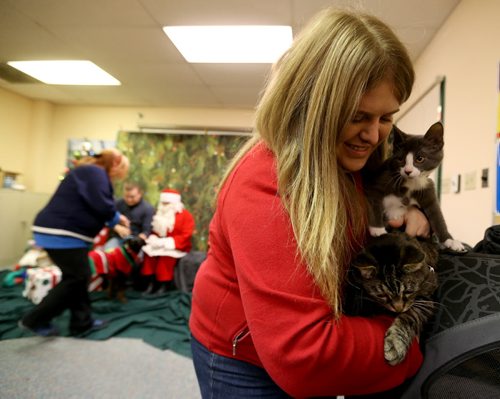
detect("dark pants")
[191,335,292,398]
[191,334,407,398]
[22,247,92,333]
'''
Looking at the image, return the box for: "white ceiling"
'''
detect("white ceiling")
[0,0,461,109]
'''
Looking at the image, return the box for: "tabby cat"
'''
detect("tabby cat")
[364,121,465,252]
[344,231,439,365]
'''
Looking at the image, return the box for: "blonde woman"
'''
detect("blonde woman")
[190,8,430,398]
[20,149,130,337]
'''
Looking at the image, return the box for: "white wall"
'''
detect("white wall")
[399,0,499,246]
[0,89,255,194]
[0,88,33,185]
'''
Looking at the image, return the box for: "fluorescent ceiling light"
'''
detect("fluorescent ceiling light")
[7,60,120,85]
[163,25,293,63]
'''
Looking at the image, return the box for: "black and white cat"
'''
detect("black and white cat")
[364,122,465,252]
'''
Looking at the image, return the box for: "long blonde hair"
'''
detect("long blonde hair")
[222,8,414,317]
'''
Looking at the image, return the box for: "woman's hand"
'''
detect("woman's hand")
[387,206,430,238]
[119,214,130,228]
[114,224,131,238]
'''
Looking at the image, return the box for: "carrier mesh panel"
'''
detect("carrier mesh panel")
[425,253,500,338]
[424,346,500,398]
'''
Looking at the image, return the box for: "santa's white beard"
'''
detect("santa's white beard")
[152,203,182,237]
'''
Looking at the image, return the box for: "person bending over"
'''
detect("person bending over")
[20,149,130,336]
[189,7,430,398]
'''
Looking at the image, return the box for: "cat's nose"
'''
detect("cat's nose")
[393,299,405,313]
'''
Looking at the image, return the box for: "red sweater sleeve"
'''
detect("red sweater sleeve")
[217,145,423,397]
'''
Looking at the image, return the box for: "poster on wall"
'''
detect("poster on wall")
[60,138,116,180]
[67,138,116,169]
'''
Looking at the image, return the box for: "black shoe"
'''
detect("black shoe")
[18,320,59,337]
[155,281,175,296]
[70,319,109,336]
[155,283,168,296]
[141,282,156,297]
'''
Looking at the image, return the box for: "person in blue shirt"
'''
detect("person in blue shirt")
[19,148,130,336]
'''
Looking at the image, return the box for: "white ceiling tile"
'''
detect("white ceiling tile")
[9,0,154,26]
[140,0,292,25]
[0,0,462,108]
[192,64,271,87]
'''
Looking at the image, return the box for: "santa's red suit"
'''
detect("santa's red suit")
[142,189,195,282]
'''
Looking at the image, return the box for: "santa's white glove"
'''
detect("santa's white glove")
[146,235,159,245]
[147,236,176,250]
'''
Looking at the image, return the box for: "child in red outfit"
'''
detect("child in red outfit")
[141,189,194,294]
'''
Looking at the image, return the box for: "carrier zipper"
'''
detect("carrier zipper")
[232,327,250,356]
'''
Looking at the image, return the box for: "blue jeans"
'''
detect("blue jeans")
[191,335,292,398]
[104,237,122,250]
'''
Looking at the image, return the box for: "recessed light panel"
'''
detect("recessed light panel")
[7,60,121,85]
[163,25,293,63]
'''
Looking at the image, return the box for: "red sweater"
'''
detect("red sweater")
[189,142,423,398]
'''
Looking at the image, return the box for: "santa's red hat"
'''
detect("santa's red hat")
[160,188,181,204]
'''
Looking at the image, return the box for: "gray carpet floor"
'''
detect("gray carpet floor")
[0,336,201,399]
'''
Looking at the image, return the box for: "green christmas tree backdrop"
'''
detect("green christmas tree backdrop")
[115,132,248,251]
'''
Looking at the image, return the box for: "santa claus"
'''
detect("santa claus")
[141,188,195,295]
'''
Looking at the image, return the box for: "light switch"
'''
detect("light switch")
[451,174,461,193]
[481,168,489,188]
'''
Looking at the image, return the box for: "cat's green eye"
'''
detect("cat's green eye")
[415,155,425,163]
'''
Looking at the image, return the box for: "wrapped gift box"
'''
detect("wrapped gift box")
[23,265,62,305]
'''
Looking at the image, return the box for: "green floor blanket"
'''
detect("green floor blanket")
[0,270,193,358]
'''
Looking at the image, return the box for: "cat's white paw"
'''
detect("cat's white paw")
[443,238,466,252]
[385,208,406,222]
[383,195,407,221]
[384,327,409,366]
[369,226,387,237]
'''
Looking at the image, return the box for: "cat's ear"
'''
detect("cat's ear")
[391,125,407,149]
[424,122,444,150]
[403,262,425,273]
[353,251,378,278]
[401,245,425,272]
[356,265,377,279]
[401,244,424,262]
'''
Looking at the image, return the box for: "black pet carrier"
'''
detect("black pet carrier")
[402,251,500,398]
[174,250,206,293]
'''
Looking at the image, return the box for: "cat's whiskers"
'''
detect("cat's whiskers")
[389,172,404,189]
[412,300,438,316]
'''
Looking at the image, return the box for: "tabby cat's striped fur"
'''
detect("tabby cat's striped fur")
[344,231,439,365]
